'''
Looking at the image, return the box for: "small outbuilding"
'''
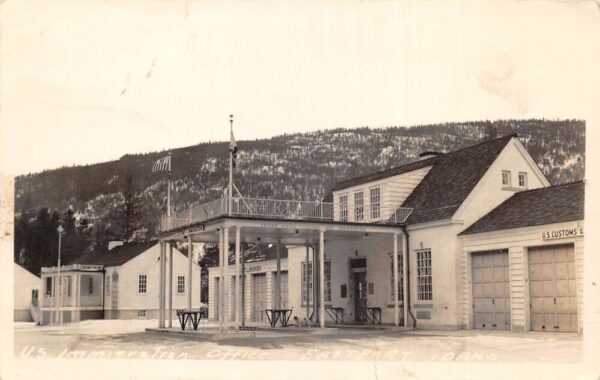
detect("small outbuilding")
[14,263,41,322]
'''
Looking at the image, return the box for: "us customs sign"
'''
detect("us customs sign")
[541,225,584,240]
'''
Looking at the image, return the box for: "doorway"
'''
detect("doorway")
[353,271,367,322]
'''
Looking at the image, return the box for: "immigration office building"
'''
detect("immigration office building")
[158,134,584,333]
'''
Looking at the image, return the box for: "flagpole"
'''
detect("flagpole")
[228,115,233,215]
[167,152,172,218]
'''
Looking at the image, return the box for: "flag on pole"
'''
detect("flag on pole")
[152,155,171,173]
[229,116,238,168]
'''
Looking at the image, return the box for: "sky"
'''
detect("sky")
[1,0,599,175]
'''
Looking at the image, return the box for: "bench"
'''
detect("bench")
[265,308,293,327]
[325,306,344,324]
[176,308,208,331]
[366,307,382,325]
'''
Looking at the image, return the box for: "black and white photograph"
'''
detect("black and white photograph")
[1,1,599,379]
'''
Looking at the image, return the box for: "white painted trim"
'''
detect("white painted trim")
[512,137,551,186]
[406,218,459,231]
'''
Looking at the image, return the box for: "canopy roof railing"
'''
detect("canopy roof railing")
[159,196,412,232]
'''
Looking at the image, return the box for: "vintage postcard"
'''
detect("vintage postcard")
[1,1,600,379]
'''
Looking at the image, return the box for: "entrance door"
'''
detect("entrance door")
[252,273,267,322]
[353,272,367,322]
[529,244,578,332]
[472,250,511,330]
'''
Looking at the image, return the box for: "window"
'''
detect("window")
[177,275,185,294]
[324,261,331,302]
[301,262,313,306]
[339,195,348,222]
[518,172,527,188]
[45,277,52,296]
[138,274,147,294]
[354,191,364,221]
[88,277,94,295]
[417,250,432,301]
[137,310,146,318]
[31,290,39,307]
[370,187,381,219]
[106,275,111,295]
[502,171,511,187]
[340,284,347,298]
[389,254,404,302]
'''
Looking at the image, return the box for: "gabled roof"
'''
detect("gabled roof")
[401,134,517,224]
[68,240,158,267]
[460,181,584,235]
[331,156,439,192]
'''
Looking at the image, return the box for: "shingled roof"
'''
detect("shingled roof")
[400,134,518,224]
[69,240,158,267]
[460,181,584,235]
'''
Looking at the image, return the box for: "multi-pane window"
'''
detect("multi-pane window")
[518,172,527,188]
[417,250,432,301]
[389,254,404,302]
[502,171,511,186]
[339,195,348,222]
[88,277,94,295]
[354,191,364,221]
[301,262,313,306]
[177,275,185,294]
[137,310,146,317]
[370,187,381,219]
[324,261,331,302]
[138,274,147,294]
[106,275,111,295]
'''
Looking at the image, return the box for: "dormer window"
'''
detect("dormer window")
[354,191,364,222]
[518,172,527,188]
[502,171,511,187]
[339,194,348,222]
[370,187,381,219]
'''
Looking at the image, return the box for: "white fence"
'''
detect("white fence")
[160,196,412,232]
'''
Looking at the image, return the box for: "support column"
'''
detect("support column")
[402,231,409,327]
[312,245,318,322]
[241,239,246,327]
[393,233,399,327]
[168,242,173,328]
[319,230,325,328]
[235,227,241,328]
[218,228,224,331]
[187,235,193,311]
[276,240,281,309]
[224,227,230,325]
[158,241,165,328]
[305,245,310,318]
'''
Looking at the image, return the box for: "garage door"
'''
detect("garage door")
[252,274,267,322]
[472,250,511,330]
[529,244,577,332]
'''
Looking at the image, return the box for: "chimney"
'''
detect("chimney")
[419,151,443,160]
[108,240,124,251]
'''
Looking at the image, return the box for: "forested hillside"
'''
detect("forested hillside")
[14,119,585,276]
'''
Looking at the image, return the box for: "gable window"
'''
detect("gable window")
[502,171,511,187]
[416,250,432,301]
[354,191,364,222]
[339,195,348,222]
[177,275,185,294]
[88,277,94,295]
[138,274,147,294]
[370,187,381,219]
[518,172,527,188]
[301,262,313,306]
[324,261,331,303]
[389,254,403,302]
